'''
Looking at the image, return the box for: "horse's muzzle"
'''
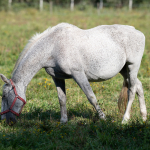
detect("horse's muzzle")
[6,112,17,126]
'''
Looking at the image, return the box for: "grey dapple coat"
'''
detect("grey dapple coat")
[0,23,147,125]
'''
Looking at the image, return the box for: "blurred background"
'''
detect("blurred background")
[0,0,150,12]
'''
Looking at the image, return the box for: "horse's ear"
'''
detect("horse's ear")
[0,74,10,84]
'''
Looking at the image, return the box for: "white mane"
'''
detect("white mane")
[12,27,51,76]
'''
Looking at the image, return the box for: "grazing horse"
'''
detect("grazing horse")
[0,23,147,125]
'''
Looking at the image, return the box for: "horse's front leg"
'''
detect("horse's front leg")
[52,77,68,123]
[72,70,106,120]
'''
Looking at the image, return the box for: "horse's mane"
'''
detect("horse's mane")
[12,27,51,76]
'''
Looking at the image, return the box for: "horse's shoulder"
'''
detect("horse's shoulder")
[50,23,83,42]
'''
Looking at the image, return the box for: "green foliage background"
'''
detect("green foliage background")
[0,0,150,11]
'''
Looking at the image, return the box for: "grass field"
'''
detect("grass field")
[0,7,150,149]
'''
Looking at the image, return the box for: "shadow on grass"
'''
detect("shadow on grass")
[0,104,150,150]
[17,103,102,123]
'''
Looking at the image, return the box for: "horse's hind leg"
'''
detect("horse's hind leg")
[52,77,68,123]
[121,63,136,123]
[136,78,147,121]
[72,71,106,120]
[120,64,147,123]
[122,63,147,123]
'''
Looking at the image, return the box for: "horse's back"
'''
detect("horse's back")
[52,23,145,58]
[89,24,145,61]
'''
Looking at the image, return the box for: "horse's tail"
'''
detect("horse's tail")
[118,80,128,114]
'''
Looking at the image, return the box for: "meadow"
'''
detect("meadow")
[0,7,150,149]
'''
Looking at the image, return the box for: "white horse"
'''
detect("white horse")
[0,23,147,125]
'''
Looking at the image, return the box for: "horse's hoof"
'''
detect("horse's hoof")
[142,115,147,122]
[60,117,68,124]
[99,113,106,120]
[121,119,128,124]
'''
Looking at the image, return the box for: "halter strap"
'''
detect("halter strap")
[0,79,26,116]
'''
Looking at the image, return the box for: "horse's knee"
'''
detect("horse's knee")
[58,94,66,106]
[59,99,66,106]
[128,87,136,100]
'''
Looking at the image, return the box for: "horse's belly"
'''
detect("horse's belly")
[84,55,126,82]
[86,67,121,82]
[86,66,123,82]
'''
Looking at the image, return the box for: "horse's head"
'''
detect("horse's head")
[0,74,26,126]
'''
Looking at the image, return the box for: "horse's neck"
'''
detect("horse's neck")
[12,62,42,87]
[11,59,42,100]
[12,39,50,87]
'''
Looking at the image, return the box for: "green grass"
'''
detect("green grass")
[0,7,150,149]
